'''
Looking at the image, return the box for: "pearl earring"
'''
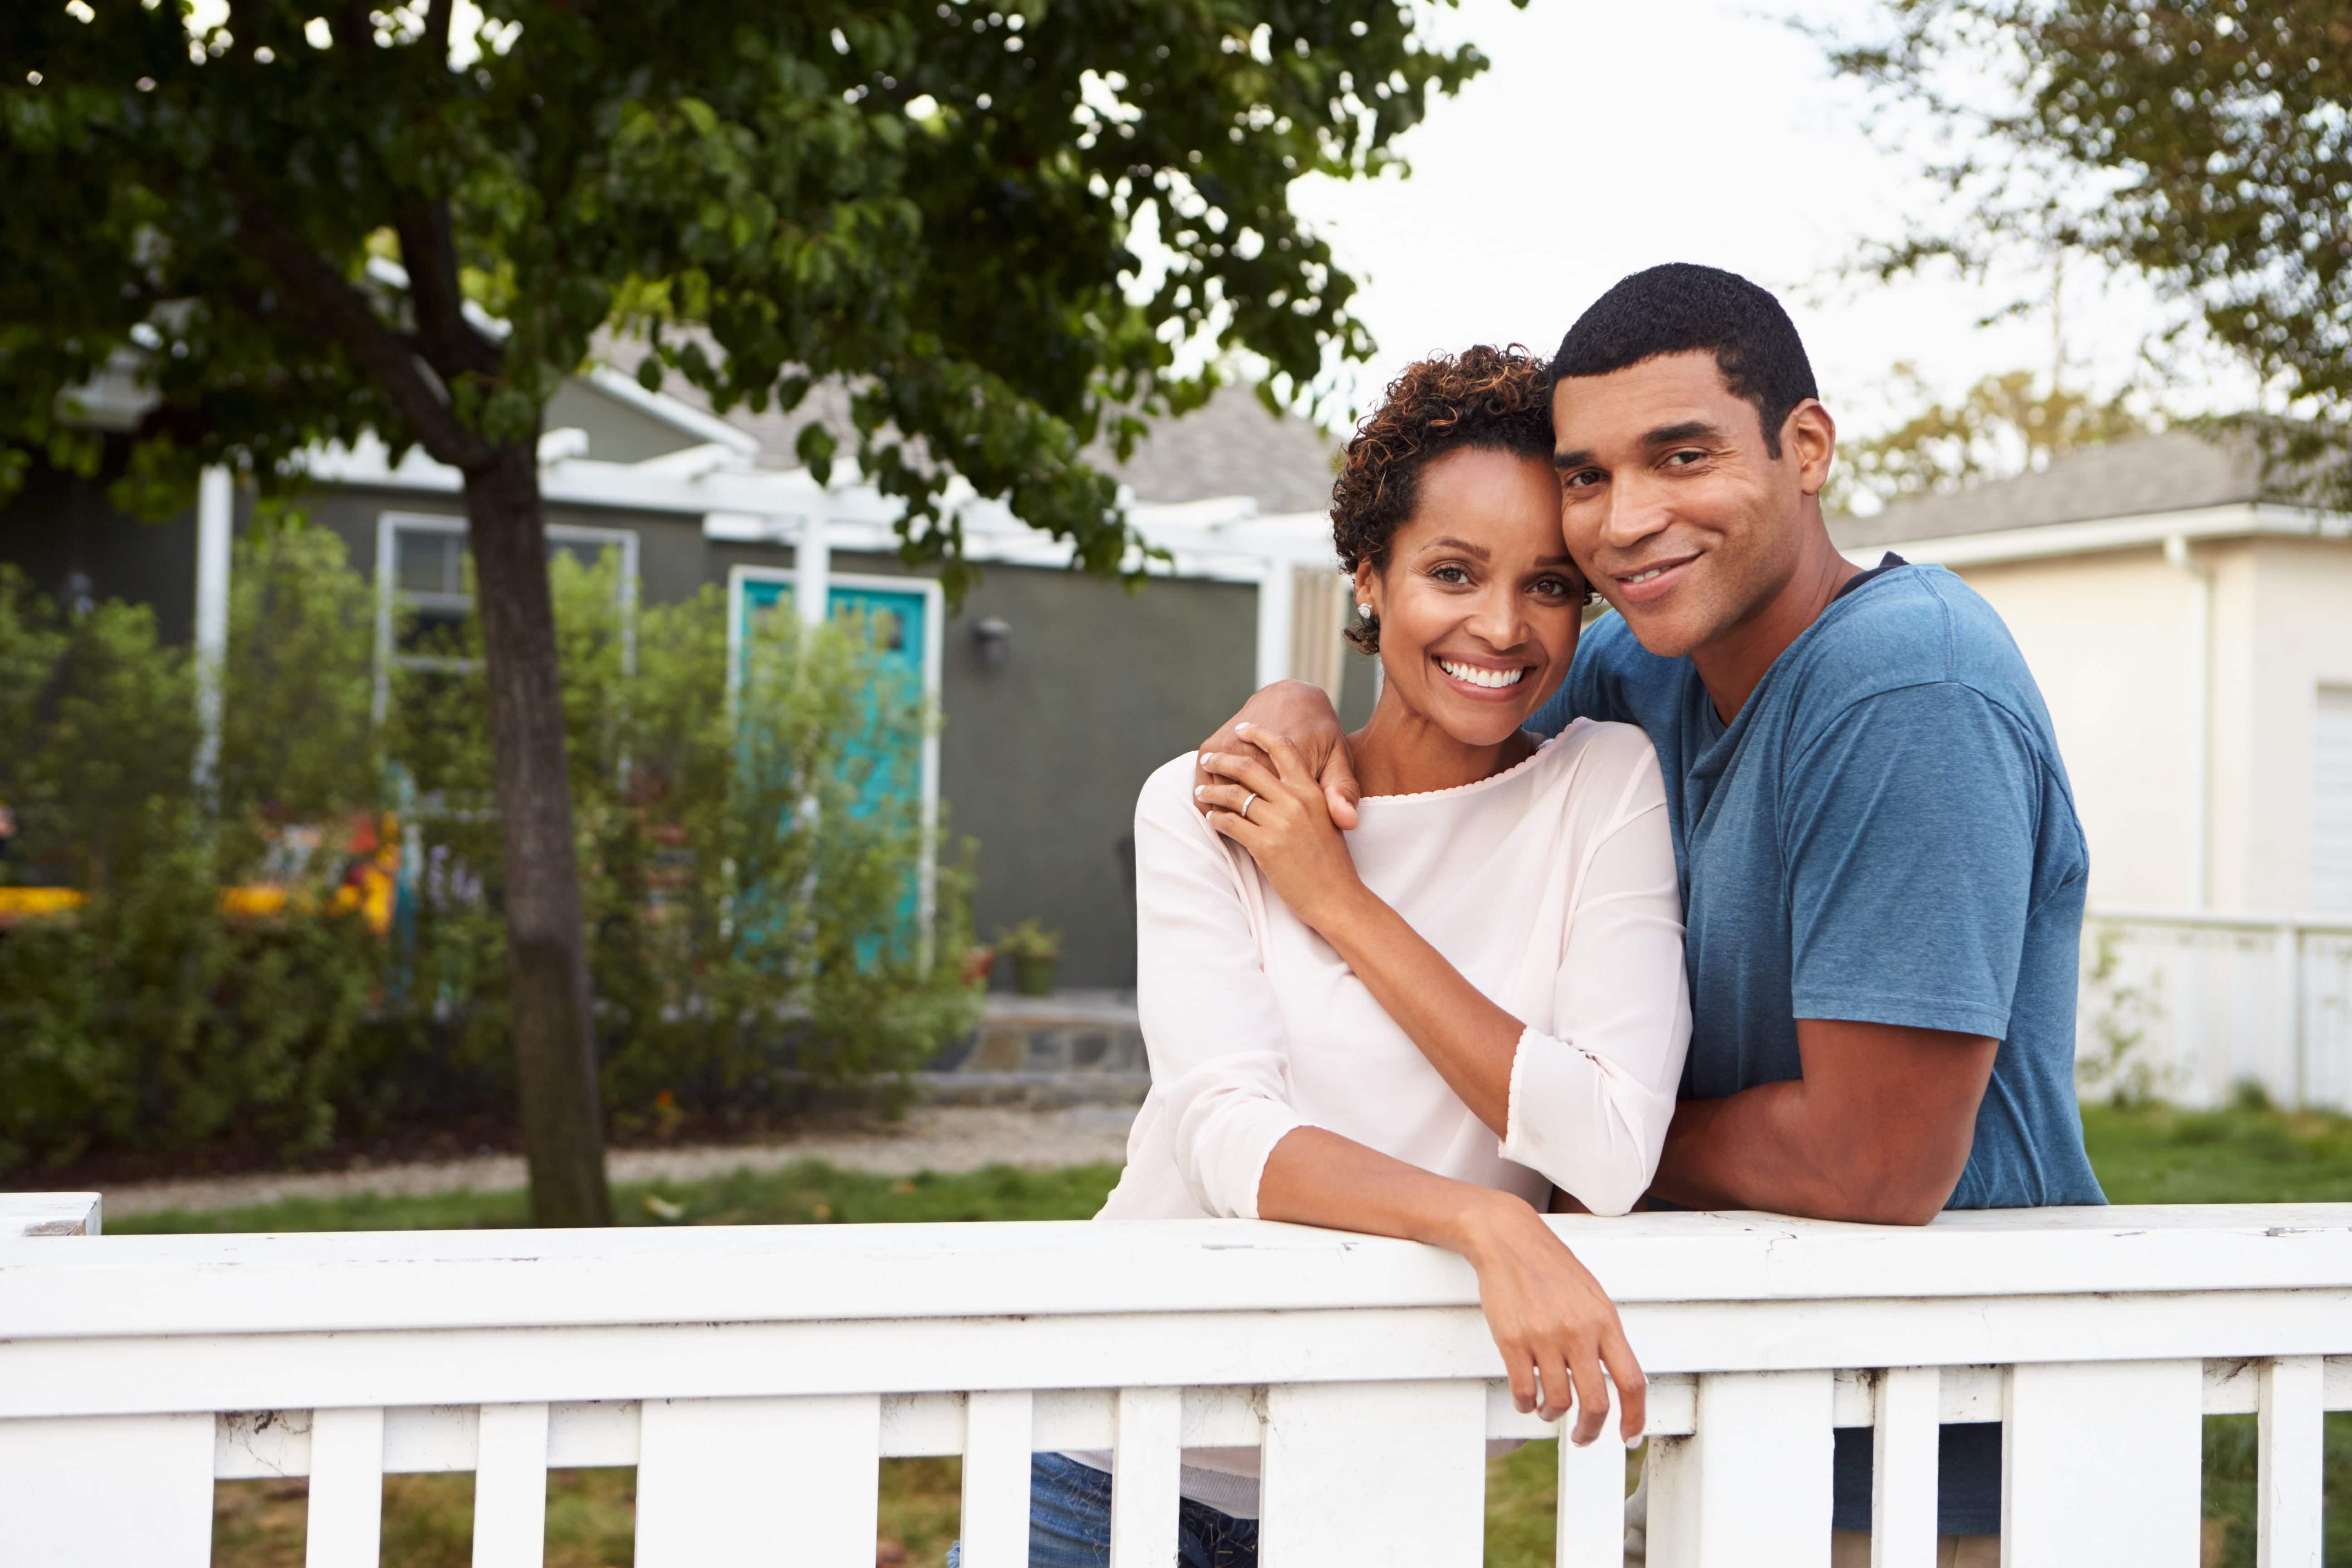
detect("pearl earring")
[1357,603,1372,618]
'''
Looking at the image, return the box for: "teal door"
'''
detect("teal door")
[735,578,931,822]
[735,575,936,958]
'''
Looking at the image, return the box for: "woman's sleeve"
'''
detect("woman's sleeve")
[1130,760,1310,1219]
[1498,732,1692,1215]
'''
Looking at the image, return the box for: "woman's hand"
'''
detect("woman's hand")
[1452,1191,1646,1446]
[1194,681,1362,829]
[1197,724,1366,931]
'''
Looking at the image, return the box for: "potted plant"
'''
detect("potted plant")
[997,919,1062,997]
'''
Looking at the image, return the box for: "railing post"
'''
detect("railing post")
[959,1389,1036,1568]
[2257,1358,2324,1568]
[471,1402,550,1568]
[2004,1360,2201,1564]
[2279,921,2305,1108]
[1107,1387,1181,1568]
[1259,1381,1486,1566]
[1557,1424,1628,1568]
[1870,1367,1940,1568]
[1646,1371,1832,1568]
[637,1395,881,1568]
[306,1405,387,1568]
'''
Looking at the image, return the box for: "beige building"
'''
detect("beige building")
[1834,432,2352,1108]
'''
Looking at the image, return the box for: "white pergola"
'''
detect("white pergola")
[195,398,1344,698]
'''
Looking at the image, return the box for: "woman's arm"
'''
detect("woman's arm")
[1137,754,1647,1441]
[1201,726,1688,1215]
[1259,1127,1645,1444]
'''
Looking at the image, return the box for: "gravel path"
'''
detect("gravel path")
[92,1106,1137,1219]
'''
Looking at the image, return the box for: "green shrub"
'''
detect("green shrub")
[389,546,980,1128]
[0,530,381,1172]
[0,527,978,1175]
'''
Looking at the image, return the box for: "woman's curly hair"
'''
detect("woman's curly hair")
[1331,344,1560,654]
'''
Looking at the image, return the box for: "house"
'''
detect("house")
[0,368,1364,989]
[1833,430,2352,1107]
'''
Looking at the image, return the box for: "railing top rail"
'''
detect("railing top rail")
[2089,905,2352,935]
[2,1204,2348,1343]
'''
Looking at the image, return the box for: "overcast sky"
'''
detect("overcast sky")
[1284,0,2251,437]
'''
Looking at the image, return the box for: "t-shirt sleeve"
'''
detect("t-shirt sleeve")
[1784,682,2042,1039]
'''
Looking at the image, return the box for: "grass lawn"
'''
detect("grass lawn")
[102,1102,2352,1566]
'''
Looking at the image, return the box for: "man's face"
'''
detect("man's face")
[1550,351,1820,660]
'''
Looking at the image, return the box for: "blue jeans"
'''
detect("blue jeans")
[946,1453,1259,1568]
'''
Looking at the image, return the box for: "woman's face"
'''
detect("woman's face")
[1357,446,1588,749]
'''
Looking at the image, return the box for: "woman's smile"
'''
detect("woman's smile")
[1434,654,1534,696]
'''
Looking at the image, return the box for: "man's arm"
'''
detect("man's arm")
[1196,680,1362,828]
[1647,1019,1997,1225]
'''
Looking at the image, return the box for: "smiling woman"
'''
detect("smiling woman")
[963,347,1693,1568]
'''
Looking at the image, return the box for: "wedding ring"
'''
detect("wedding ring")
[1241,792,1257,820]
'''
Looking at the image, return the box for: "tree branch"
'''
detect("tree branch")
[394,198,501,383]
[233,202,495,471]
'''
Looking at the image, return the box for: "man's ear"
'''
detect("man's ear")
[1785,399,1837,498]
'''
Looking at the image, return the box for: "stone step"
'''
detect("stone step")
[940,989,1147,1077]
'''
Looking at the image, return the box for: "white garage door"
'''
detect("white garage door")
[2318,686,2352,911]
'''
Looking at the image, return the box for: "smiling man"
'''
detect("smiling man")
[1201,264,2104,1558]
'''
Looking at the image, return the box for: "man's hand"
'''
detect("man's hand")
[1195,679,1361,829]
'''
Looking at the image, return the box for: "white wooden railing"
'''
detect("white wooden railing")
[3,1197,2349,1567]
[2082,908,2352,1111]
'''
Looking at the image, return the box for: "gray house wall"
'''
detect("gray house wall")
[816,549,1257,990]
[0,460,200,644]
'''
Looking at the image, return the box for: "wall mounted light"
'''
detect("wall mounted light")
[972,615,1012,670]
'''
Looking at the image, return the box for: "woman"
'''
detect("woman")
[973,346,1690,1567]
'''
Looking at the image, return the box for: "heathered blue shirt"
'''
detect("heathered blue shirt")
[1531,560,2104,1535]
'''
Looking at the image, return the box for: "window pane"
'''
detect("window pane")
[396,531,461,594]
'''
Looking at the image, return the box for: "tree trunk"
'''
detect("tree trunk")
[461,441,613,1227]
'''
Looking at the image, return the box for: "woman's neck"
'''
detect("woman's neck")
[1348,687,1535,799]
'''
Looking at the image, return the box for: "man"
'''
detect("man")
[1202,264,2104,1559]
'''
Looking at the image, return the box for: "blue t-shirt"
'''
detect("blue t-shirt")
[1532,562,2103,1534]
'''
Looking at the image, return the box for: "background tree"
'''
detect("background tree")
[1833,363,2146,513]
[2,0,1496,1223]
[1824,2,2352,493]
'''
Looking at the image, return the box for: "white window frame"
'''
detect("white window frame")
[373,511,641,724]
[726,564,945,943]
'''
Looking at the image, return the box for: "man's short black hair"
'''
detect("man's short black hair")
[1548,264,1819,458]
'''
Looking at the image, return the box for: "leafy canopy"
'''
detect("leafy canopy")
[4,0,1493,586]
[1833,364,2146,512]
[1827,3,2352,470]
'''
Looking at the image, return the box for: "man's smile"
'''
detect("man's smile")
[1609,554,1700,604]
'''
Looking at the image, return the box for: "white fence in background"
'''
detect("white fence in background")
[4,1198,2350,1567]
[2082,908,2352,1112]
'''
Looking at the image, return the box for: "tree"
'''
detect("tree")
[1833,364,2145,513]
[2,1,1493,1224]
[1824,3,2352,491]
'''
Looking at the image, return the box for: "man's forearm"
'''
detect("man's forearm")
[1649,1081,1948,1225]
[1649,1021,1996,1225]
[1647,1083,1827,1214]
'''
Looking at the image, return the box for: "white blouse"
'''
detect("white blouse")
[1098,716,1693,1229]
